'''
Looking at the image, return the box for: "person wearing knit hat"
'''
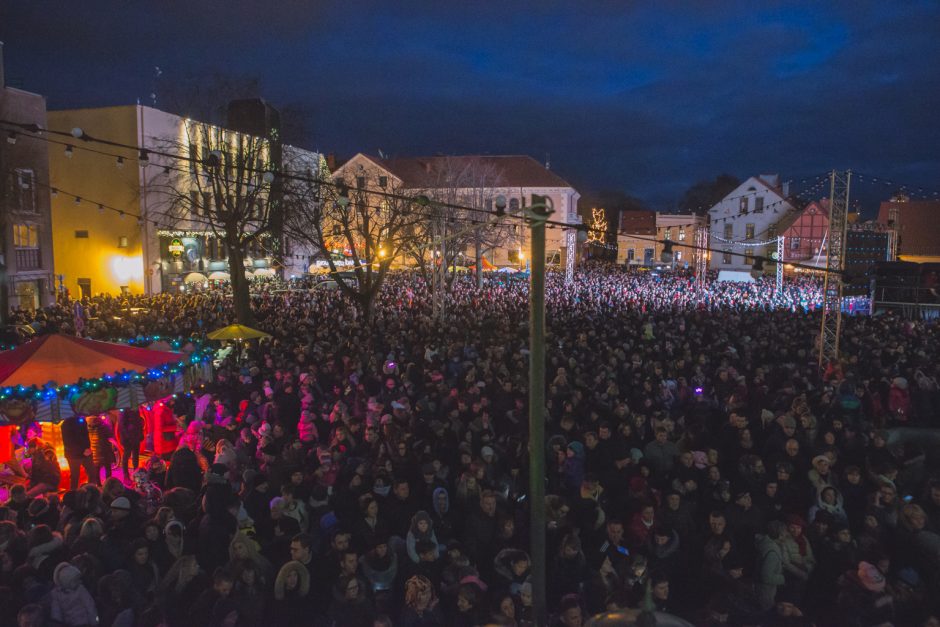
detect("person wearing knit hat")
[856,561,886,592]
[50,562,98,627]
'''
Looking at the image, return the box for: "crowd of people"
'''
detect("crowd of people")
[0,264,938,627]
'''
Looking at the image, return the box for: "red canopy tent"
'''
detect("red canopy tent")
[0,335,185,468]
[0,334,183,388]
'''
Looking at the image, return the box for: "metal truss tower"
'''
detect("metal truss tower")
[776,236,785,295]
[694,226,708,295]
[565,229,576,283]
[818,170,851,369]
[887,203,900,261]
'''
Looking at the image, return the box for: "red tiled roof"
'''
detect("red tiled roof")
[877,200,940,257]
[374,155,574,189]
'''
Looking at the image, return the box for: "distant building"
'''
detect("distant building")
[48,103,320,296]
[331,154,582,267]
[877,195,940,263]
[707,174,796,271]
[777,199,829,265]
[616,210,656,264]
[0,42,56,311]
[656,213,706,267]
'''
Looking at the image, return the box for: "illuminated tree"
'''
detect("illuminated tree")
[150,120,277,325]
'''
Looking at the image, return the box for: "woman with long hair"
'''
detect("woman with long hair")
[157,555,208,627]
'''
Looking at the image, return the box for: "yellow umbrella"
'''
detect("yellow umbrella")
[206,324,272,341]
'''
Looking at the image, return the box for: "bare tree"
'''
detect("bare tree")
[281,156,424,324]
[402,157,515,294]
[149,120,277,324]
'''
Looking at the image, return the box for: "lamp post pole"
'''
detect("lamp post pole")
[528,197,551,626]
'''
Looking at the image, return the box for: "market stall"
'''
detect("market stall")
[0,335,212,488]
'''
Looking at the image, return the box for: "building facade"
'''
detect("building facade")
[707,174,796,271]
[331,154,582,267]
[656,213,705,267]
[877,195,940,263]
[0,43,56,312]
[48,104,321,296]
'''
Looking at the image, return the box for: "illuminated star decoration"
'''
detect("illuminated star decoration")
[588,208,608,244]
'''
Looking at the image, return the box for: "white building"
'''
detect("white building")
[332,154,582,267]
[707,174,795,271]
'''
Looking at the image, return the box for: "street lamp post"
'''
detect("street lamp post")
[527,195,552,626]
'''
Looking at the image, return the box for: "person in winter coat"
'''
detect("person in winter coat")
[399,575,445,627]
[327,573,374,627]
[117,408,145,480]
[86,414,117,483]
[835,561,895,626]
[166,447,204,494]
[493,548,530,597]
[60,414,97,490]
[49,562,98,627]
[272,560,313,626]
[754,520,787,611]
[429,487,456,546]
[298,410,319,445]
[779,514,816,597]
[808,485,848,525]
[360,537,398,597]
[406,511,439,563]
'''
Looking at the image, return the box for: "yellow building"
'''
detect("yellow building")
[48,106,148,297]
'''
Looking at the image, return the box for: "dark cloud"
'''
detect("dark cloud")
[1,0,937,212]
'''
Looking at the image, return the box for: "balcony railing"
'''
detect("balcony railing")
[15,248,41,270]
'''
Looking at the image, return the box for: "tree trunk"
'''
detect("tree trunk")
[475,228,484,289]
[226,238,255,325]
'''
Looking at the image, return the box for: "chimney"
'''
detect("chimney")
[0,41,5,89]
[325,153,337,172]
[759,174,779,189]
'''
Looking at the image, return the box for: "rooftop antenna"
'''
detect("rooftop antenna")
[378,149,387,160]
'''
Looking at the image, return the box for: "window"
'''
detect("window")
[678,227,686,241]
[724,224,733,239]
[744,252,753,265]
[118,236,129,248]
[791,237,801,250]
[754,197,764,213]
[627,248,635,261]
[745,223,755,240]
[75,230,89,238]
[509,198,520,212]
[723,250,732,264]
[11,169,36,212]
[768,225,776,239]
[77,278,91,299]
[664,228,672,241]
[356,176,365,189]
[378,176,388,188]
[189,191,200,217]
[676,250,683,262]
[739,197,749,213]
[13,224,38,248]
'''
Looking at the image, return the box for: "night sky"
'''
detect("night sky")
[1,1,938,213]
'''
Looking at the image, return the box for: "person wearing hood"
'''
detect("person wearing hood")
[493,548,530,597]
[272,560,313,627]
[406,511,439,563]
[49,562,98,626]
[550,532,591,603]
[648,525,682,579]
[808,485,848,526]
[779,514,816,598]
[755,520,787,611]
[429,487,456,546]
[360,536,398,604]
[562,441,586,494]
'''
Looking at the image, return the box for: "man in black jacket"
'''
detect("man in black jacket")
[60,415,97,490]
